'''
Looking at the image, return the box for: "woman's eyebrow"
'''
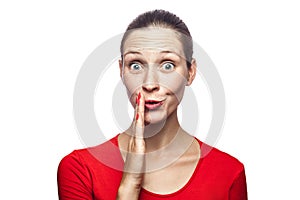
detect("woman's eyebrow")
[160,50,182,59]
[160,50,178,54]
[123,51,142,57]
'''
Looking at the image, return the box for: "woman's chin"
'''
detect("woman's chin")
[144,110,168,126]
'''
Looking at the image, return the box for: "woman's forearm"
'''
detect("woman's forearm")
[117,177,142,200]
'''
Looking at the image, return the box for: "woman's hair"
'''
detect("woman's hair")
[120,9,193,68]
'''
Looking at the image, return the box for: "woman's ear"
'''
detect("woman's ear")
[186,58,197,86]
[118,59,123,79]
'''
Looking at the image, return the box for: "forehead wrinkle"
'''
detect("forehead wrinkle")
[123,48,185,62]
[123,28,185,58]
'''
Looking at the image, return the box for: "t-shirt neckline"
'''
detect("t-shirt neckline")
[114,133,203,197]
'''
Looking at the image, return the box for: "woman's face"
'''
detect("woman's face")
[119,27,196,125]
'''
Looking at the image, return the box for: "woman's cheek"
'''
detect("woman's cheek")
[122,73,144,104]
[159,72,187,102]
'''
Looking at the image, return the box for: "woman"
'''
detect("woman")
[58,9,247,199]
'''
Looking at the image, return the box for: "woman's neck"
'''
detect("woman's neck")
[143,109,182,152]
[119,109,196,170]
[126,109,188,152]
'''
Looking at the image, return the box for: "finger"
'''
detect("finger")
[135,91,144,139]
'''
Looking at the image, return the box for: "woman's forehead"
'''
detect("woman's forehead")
[123,27,185,57]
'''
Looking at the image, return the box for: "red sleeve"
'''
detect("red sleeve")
[57,151,93,200]
[229,168,248,200]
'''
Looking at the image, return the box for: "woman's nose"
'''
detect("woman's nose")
[142,68,160,92]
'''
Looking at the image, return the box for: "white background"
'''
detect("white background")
[1,0,299,199]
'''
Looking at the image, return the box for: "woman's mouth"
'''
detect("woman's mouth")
[144,99,164,110]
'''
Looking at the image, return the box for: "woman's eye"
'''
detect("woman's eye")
[161,62,175,71]
[129,63,142,71]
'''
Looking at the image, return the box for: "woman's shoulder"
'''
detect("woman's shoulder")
[57,134,123,199]
[63,134,119,155]
[58,134,122,170]
[195,138,245,173]
[190,138,247,198]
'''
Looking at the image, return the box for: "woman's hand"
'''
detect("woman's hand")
[117,92,145,200]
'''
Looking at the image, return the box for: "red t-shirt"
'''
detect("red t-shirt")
[57,134,247,199]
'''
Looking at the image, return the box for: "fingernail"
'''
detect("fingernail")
[136,113,139,120]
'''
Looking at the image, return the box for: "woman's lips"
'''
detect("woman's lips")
[144,100,164,110]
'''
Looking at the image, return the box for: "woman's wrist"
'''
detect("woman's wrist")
[117,182,141,200]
